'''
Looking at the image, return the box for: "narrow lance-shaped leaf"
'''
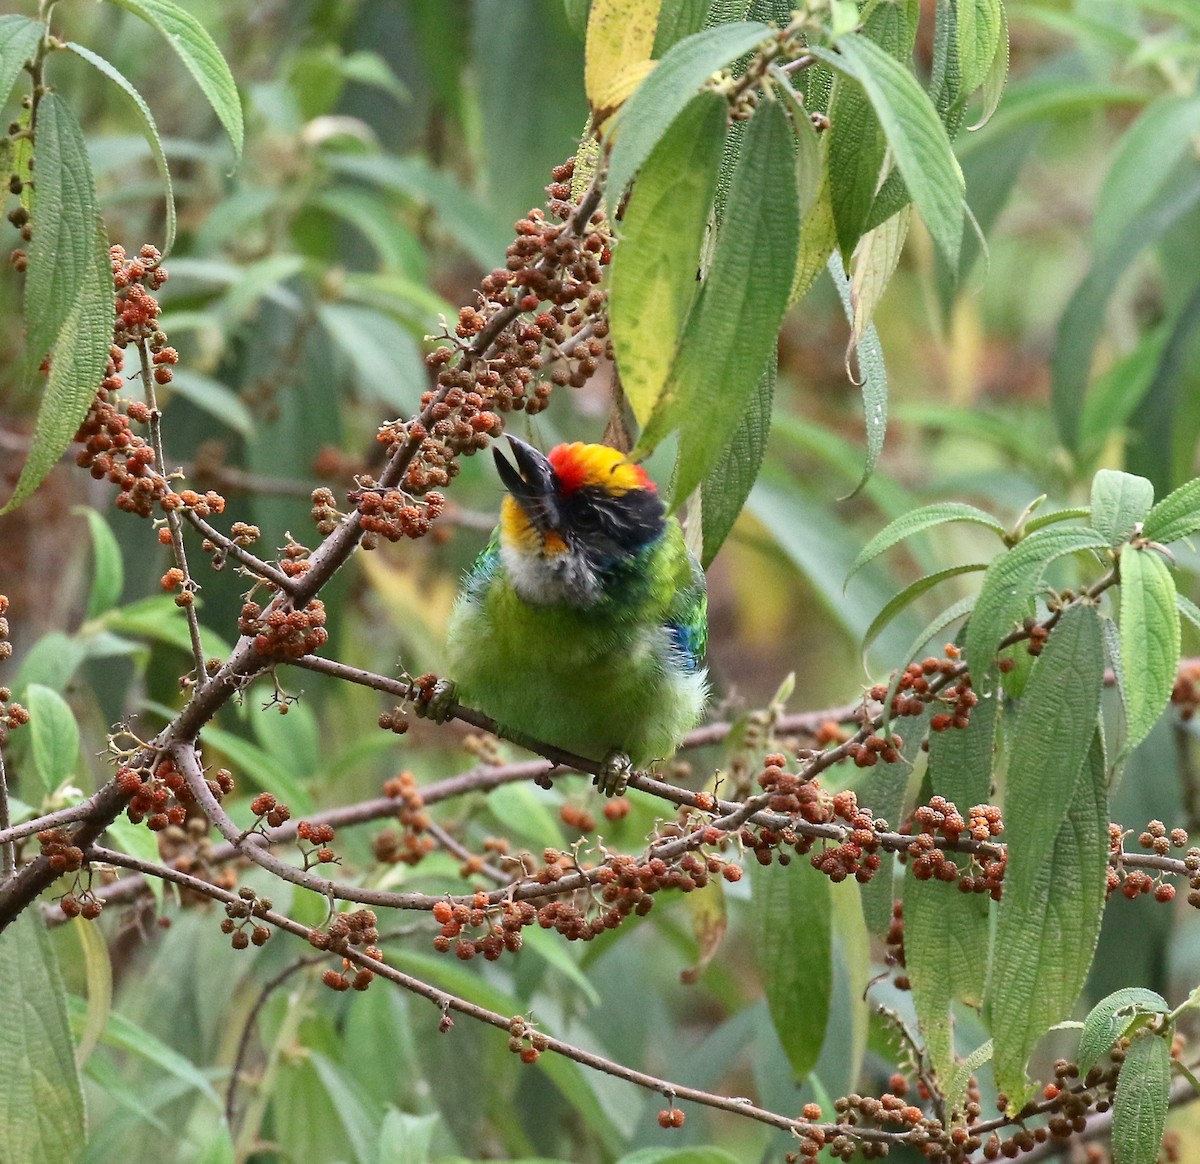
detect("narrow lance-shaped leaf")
[73,507,124,620]
[610,90,727,425]
[605,20,770,201]
[849,501,1006,584]
[1090,469,1154,547]
[106,0,244,158]
[1112,1030,1172,1164]
[585,0,661,120]
[751,856,832,1080]
[1143,477,1200,545]
[1119,545,1180,750]
[65,42,177,254]
[957,0,1003,98]
[1078,988,1169,1078]
[969,0,1009,131]
[815,33,964,268]
[988,607,1107,1110]
[0,15,43,111]
[861,563,988,657]
[638,97,798,503]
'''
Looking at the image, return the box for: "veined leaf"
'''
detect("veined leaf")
[829,255,887,499]
[106,0,243,158]
[957,0,1003,99]
[1144,477,1200,545]
[0,912,86,1162]
[948,1039,994,1116]
[850,205,910,356]
[27,683,80,796]
[988,614,1107,1111]
[639,98,798,503]
[1178,591,1200,638]
[610,90,727,425]
[65,42,176,254]
[862,563,988,656]
[1022,507,1092,536]
[1078,988,1169,1078]
[751,856,831,1080]
[969,0,1009,130]
[848,501,1006,584]
[71,917,113,1070]
[585,0,662,119]
[1112,1030,1171,1164]
[816,34,964,268]
[963,526,1109,683]
[1091,469,1154,547]
[605,21,770,201]
[790,172,836,304]
[1119,545,1179,749]
[0,16,43,111]
[73,506,124,620]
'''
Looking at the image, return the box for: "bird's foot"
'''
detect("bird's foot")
[594,749,632,798]
[413,677,457,724]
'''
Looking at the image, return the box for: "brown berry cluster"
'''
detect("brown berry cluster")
[432,893,529,961]
[0,686,30,745]
[374,772,435,865]
[248,792,291,829]
[110,244,172,373]
[115,758,233,829]
[656,1108,686,1129]
[59,889,103,921]
[38,829,85,873]
[377,707,410,736]
[296,820,337,868]
[867,650,974,724]
[277,539,313,579]
[1171,660,1200,719]
[885,900,907,987]
[0,593,11,663]
[352,483,446,544]
[559,801,597,832]
[311,487,341,536]
[506,1015,549,1064]
[312,908,382,991]
[1107,820,1194,904]
[219,885,272,950]
[238,598,328,658]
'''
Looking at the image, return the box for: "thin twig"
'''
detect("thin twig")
[0,747,13,878]
[180,509,297,593]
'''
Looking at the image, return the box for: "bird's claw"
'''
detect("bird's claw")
[594,749,632,798]
[414,678,457,724]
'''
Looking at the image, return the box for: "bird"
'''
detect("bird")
[427,435,708,796]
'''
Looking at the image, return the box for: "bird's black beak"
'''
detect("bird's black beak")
[494,436,561,531]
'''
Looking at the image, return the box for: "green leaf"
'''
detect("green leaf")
[73,506,124,620]
[828,254,887,499]
[376,1109,440,1164]
[988,610,1107,1110]
[200,726,315,815]
[969,0,1009,130]
[1091,470,1155,546]
[947,1039,994,1115]
[168,370,255,438]
[964,526,1109,682]
[102,594,231,660]
[70,917,113,1070]
[1119,545,1180,749]
[106,0,243,159]
[605,21,771,201]
[957,0,1003,98]
[816,34,964,267]
[1078,988,1169,1078]
[1022,506,1093,536]
[0,16,43,111]
[849,502,1006,584]
[64,42,176,254]
[1112,1030,1171,1164]
[1178,591,1200,639]
[101,817,164,908]
[14,633,85,694]
[639,98,799,503]
[862,563,988,656]
[3,199,114,514]
[610,90,727,426]
[700,346,774,567]
[1144,478,1200,545]
[617,1150,741,1164]
[751,856,831,1081]
[0,912,86,1162]
[26,683,80,796]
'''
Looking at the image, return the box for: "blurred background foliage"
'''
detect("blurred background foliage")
[4,0,1200,1160]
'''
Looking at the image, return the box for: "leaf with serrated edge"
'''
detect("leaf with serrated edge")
[1091,469,1154,547]
[969,0,1009,130]
[948,1039,994,1115]
[605,21,770,202]
[751,856,831,1080]
[1078,988,1168,1078]
[849,502,1005,584]
[957,0,1003,98]
[964,526,1108,685]
[65,42,176,254]
[611,90,726,426]
[988,612,1107,1112]
[862,563,987,656]
[1144,477,1200,545]
[0,16,43,112]
[1112,1030,1171,1164]
[1119,545,1179,749]
[814,35,964,267]
[107,0,243,158]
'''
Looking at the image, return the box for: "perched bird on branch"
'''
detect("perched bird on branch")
[429,436,708,795]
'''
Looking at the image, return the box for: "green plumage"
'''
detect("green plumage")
[446,519,708,767]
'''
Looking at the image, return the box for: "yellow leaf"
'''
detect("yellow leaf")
[585,0,662,121]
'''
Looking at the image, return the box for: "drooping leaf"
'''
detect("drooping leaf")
[1111,1030,1172,1164]
[849,502,1006,584]
[861,563,988,656]
[964,527,1109,684]
[605,21,770,201]
[106,0,244,158]
[970,0,1009,130]
[1090,469,1155,547]
[640,98,798,503]
[956,0,1003,99]
[751,856,831,1081]
[610,90,727,425]
[0,912,86,1162]
[1118,545,1180,749]
[71,917,113,1070]
[64,42,176,253]
[850,205,910,356]
[72,506,124,620]
[1078,988,1169,1078]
